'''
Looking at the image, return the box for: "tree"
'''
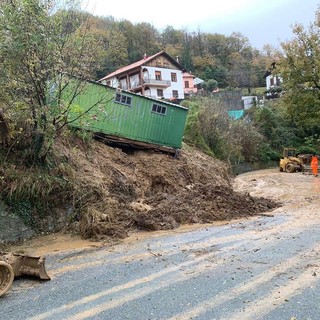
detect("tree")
[160,26,184,62]
[161,26,184,47]
[227,52,257,89]
[0,0,106,162]
[183,97,263,163]
[202,79,218,92]
[192,54,216,76]
[181,31,193,71]
[91,17,128,79]
[204,33,231,66]
[227,32,251,54]
[202,65,228,88]
[117,21,161,63]
[279,7,320,136]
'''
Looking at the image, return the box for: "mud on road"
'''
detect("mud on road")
[2,169,320,320]
[233,169,320,257]
[13,168,320,255]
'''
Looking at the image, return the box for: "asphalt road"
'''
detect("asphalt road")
[1,169,320,320]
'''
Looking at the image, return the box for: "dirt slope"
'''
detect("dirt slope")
[58,138,280,241]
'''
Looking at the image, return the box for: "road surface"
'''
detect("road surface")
[1,169,320,320]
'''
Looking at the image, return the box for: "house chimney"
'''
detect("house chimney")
[176,56,179,63]
[143,53,147,60]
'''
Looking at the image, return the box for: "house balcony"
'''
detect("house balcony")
[143,78,171,87]
[129,78,171,90]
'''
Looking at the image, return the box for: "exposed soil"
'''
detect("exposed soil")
[57,138,280,241]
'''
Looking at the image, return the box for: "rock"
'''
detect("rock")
[0,201,35,244]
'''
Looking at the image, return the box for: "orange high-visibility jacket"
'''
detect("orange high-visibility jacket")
[311,156,318,175]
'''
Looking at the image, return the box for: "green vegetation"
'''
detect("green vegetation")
[278,11,320,140]
[0,144,74,229]
[0,0,105,163]
[183,97,264,164]
[183,94,320,164]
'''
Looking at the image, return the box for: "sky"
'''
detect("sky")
[81,0,319,50]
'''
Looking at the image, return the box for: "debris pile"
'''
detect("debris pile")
[59,139,280,240]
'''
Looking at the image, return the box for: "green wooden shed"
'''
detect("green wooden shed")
[65,79,188,153]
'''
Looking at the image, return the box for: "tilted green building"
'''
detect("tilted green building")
[64,79,188,153]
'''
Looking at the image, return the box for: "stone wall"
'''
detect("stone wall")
[0,201,35,244]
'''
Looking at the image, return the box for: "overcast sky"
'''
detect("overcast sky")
[81,0,319,50]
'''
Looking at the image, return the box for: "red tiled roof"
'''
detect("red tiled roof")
[99,51,185,81]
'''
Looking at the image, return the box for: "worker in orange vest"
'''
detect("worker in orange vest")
[311,155,318,177]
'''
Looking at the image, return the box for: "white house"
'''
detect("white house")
[265,74,282,91]
[264,62,283,91]
[99,51,186,101]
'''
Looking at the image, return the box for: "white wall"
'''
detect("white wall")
[143,66,184,100]
[266,74,282,91]
[101,77,119,88]
[102,65,185,100]
[242,96,258,110]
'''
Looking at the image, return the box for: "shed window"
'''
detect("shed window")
[152,103,167,115]
[115,93,132,106]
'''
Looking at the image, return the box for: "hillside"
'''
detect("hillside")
[0,137,280,245]
[56,138,280,240]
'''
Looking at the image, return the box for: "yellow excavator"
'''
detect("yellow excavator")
[279,148,305,173]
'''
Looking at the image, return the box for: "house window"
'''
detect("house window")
[171,73,177,82]
[270,78,274,86]
[184,81,189,88]
[155,71,162,80]
[114,93,132,106]
[152,103,167,115]
[157,89,164,97]
[172,90,178,98]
